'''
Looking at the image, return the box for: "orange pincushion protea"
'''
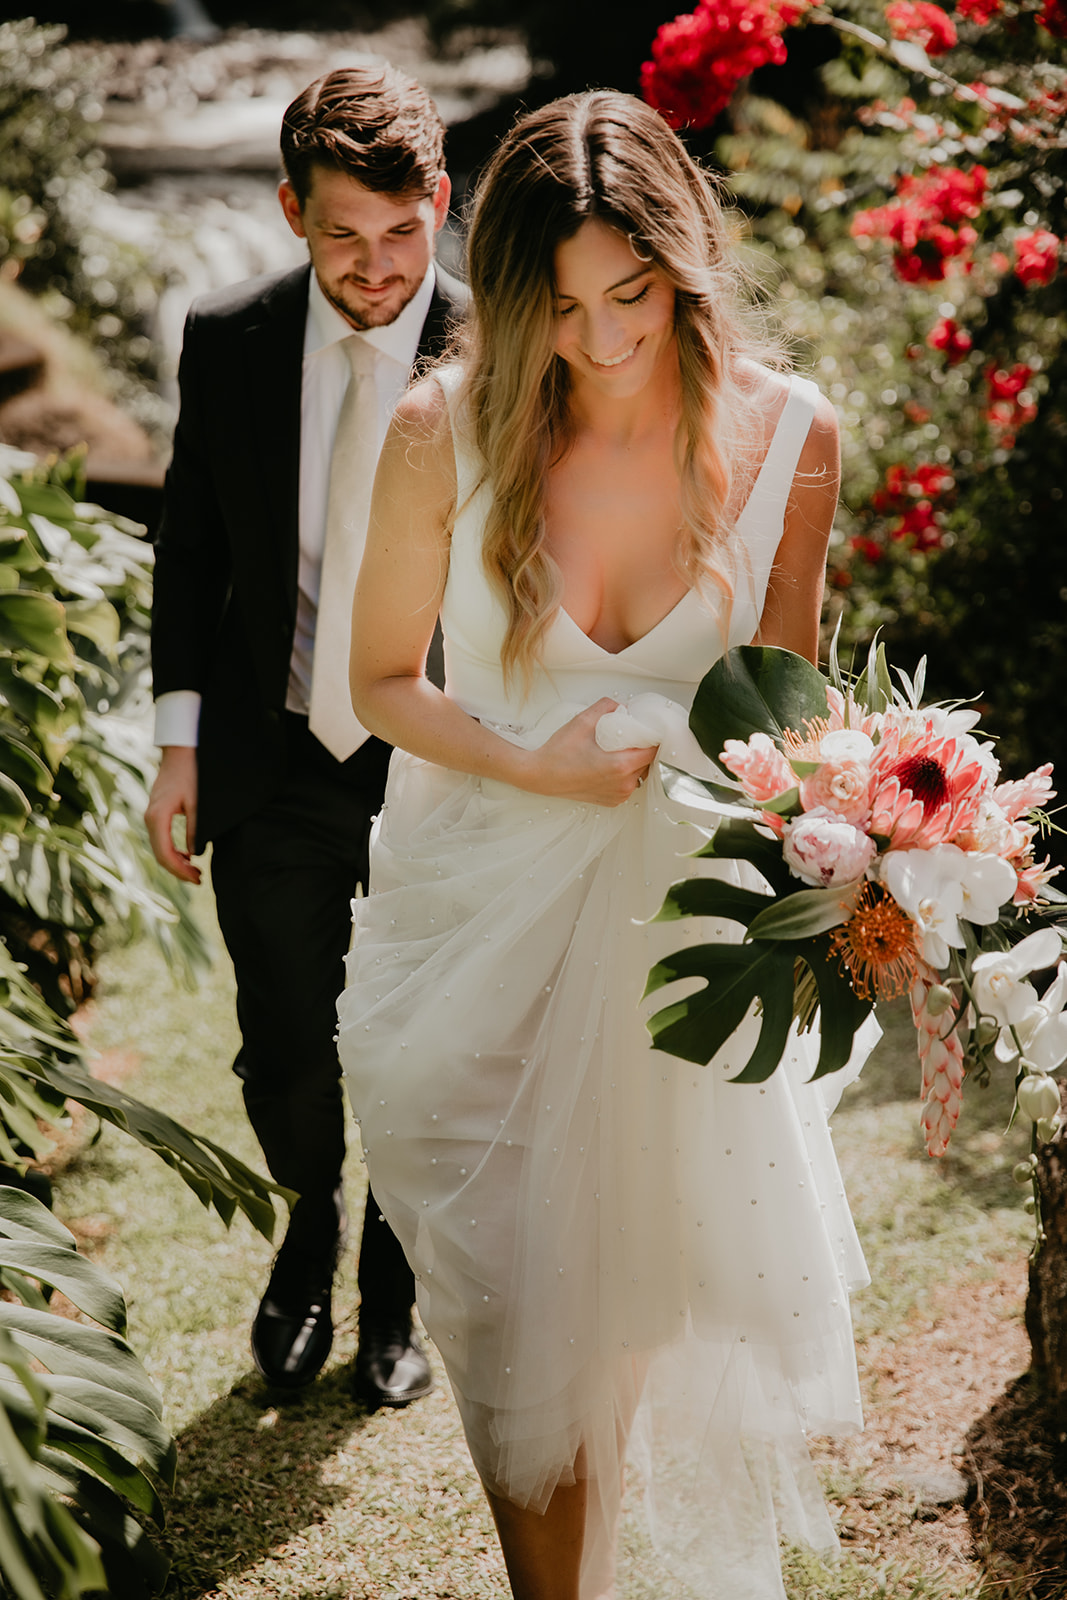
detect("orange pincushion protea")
[830,881,922,1000]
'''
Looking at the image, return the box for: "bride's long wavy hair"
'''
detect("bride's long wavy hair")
[456,90,785,690]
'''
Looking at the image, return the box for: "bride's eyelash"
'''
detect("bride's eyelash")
[616,284,653,306]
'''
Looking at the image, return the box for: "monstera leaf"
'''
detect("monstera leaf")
[689,644,830,763]
[0,1186,175,1600]
[645,646,875,1082]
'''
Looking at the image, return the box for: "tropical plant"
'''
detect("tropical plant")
[0,443,281,1596]
[0,1183,174,1600]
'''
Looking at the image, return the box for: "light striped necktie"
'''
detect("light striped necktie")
[308,333,377,761]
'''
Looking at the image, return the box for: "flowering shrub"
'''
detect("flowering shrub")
[639,0,1067,846]
[850,165,986,284]
[885,0,958,53]
[641,0,819,129]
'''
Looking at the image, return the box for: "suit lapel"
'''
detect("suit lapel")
[242,265,309,620]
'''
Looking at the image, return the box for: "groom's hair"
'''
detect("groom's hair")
[281,65,445,206]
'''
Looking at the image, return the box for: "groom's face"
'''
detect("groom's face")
[280,165,450,330]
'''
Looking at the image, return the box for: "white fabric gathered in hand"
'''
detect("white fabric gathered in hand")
[594,693,720,781]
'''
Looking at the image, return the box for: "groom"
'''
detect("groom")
[145,65,466,1402]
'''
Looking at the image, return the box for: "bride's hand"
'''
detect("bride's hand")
[519,699,657,806]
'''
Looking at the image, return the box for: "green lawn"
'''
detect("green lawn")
[58,900,1032,1599]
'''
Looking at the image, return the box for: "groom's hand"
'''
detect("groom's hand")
[145,745,201,884]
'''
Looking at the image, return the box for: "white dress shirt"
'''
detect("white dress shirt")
[153,263,437,748]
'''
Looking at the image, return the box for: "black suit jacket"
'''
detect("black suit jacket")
[151,260,467,847]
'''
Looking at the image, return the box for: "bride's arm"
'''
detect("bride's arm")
[349,378,655,806]
[753,392,840,664]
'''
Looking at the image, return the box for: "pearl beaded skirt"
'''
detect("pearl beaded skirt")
[338,749,875,1600]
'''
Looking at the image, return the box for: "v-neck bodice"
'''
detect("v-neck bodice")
[438,366,819,734]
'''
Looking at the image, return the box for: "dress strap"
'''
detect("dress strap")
[747,374,820,508]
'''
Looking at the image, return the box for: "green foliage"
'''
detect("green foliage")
[645,646,875,1080]
[705,0,1067,810]
[0,19,159,391]
[0,448,283,1596]
[0,1184,173,1599]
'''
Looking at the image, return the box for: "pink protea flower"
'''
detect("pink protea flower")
[720,731,794,801]
[868,720,990,847]
[911,966,966,1157]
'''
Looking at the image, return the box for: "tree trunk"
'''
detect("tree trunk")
[1024,1078,1067,1426]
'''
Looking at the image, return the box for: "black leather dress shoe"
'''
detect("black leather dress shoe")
[353,1323,434,1409]
[251,1286,333,1389]
[251,1186,347,1390]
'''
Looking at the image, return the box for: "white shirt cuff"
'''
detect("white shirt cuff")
[154,690,201,748]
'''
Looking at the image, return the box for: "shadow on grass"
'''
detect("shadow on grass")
[160,1362,377,1597]
[963,1371,1067,1600]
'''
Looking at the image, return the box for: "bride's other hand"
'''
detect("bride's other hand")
[521,699,657,806]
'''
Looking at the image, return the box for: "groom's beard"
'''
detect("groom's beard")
[320,270,423,331]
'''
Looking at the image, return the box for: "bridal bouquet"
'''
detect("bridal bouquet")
[645,644,1066,1172]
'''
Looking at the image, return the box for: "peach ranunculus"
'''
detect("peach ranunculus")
[798,757,872,825]
[719,732,794,802]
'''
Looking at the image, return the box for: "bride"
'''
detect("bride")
[338,90,870,1600]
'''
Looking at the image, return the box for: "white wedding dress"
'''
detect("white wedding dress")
[338,368,875,1599]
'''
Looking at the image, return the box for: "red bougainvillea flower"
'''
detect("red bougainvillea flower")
[955,0,1001,22]
[851,166,986,284]
[1038,0,1067,37]
[870,462,953,552]
[641,0,820,130]
[927,315,972,363]
[985,362,1037,446]
[886,0,958,53]
[1013,229,1060,288]
[849,534,885,563]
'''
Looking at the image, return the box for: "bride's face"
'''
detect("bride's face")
[552,219,676,397]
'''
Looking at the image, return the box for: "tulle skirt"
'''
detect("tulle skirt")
[338,751,876,1599]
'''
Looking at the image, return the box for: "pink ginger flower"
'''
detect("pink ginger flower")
[868,721,990,847]
[911,966,966,1157]
[1014,857,1063,906]
[994,762,1056,821]
[719,731,794,801]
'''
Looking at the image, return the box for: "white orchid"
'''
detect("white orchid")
[882,844,1015,969]
[970,928,1064,1061]
[1017,962,1067,1074]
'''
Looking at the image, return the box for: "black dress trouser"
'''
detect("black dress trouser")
[209,711,415,1326]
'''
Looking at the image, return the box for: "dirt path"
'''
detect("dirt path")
[816,1256,1067,1595]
